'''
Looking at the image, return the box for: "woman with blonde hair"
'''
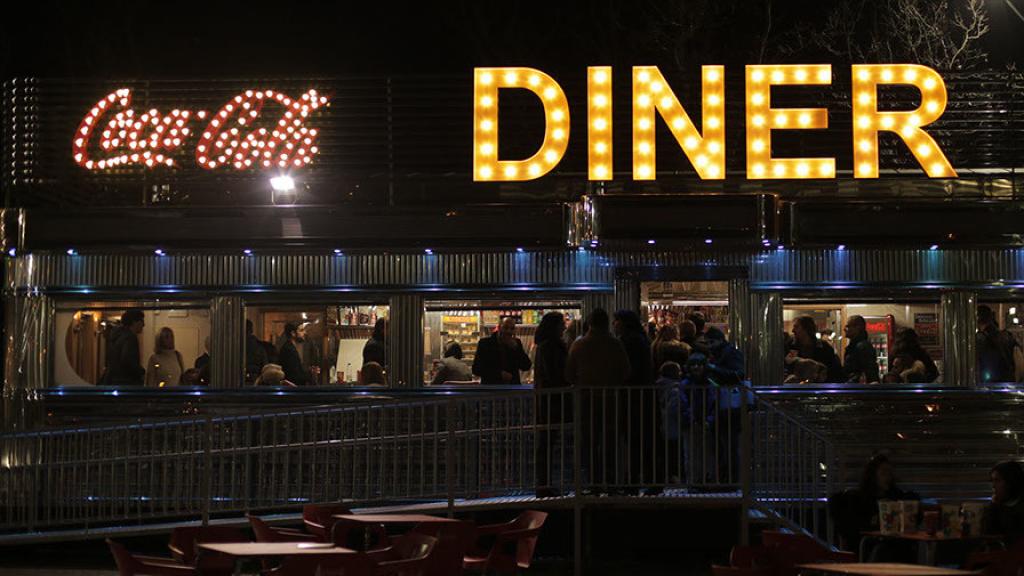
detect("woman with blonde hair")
[145,327,184,387]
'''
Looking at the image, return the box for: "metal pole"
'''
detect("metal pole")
[202,415,212,526]
[573,387,583,576]
[739,390,752,546]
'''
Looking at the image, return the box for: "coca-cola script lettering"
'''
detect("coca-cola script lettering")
[72,88,329,171]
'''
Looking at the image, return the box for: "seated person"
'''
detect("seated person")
[890,352,929,384]
[784,357,828,384]
[983,460,1024,546]
[830,454,919,555]
[430,341,473,385]
[255,363,294,387]
[359,361,387,386]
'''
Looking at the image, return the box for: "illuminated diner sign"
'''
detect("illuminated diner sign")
[473,64,956,181]
[72,88,329,170]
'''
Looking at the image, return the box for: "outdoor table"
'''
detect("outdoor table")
[798,562,980,576]
[860,531,1003,565]
[333,513,470,576]
[197,542,357,575]
[332,513,461,524]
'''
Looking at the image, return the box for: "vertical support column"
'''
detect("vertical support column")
[728,278,752,375]
[2,291,51,431]
[388,294,424,388]
[210,295,244,389]
[581,292,615,321]
[942,290,977,387]
[613,272,641,315]
[748,291,783,386]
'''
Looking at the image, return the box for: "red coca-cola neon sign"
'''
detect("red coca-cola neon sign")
[72,88,330,171]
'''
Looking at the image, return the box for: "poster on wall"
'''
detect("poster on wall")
[914,312,942,360]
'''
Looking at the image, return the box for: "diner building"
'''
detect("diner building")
[0,68,1022,552]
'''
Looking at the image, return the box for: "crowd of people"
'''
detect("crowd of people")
[832,455,1024,562]
[463,307,751,496]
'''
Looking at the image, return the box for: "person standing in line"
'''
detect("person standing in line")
[565,308,630,492]
[533,312,569,498]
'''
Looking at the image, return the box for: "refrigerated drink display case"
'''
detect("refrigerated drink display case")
[864,314,895,376]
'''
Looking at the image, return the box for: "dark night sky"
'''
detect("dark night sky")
[3,1,1021,78]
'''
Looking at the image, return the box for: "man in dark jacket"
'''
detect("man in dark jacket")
[104,309,146,385]
[362,318,388,368]
[279,322,310,386]
[613,310,656,493]
[245,319,268,384]
[843,315,880,383]
[977,305,1019,384]
[472,317,532,384]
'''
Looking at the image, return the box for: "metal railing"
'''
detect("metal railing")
[1,385,832,545]
[750,397,837,545]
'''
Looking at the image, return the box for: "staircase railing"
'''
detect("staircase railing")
[749,393,838,547]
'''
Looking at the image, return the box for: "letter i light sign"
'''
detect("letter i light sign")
[473,64,956,181]
[72,88,330,171]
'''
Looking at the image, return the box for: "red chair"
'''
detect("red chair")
[728,544,774,569]
[303,503,353,542]
[332,518,391,552]
[366,533,438,576]
[269,552,371,576]
[248,514,316,543]
[167,525,247,576]
[965,538,1024,576]
[107,539,197,576]
[711,567,772,576]
[400,521,475,576]
[463,511,548,574]
[760,531,855,576]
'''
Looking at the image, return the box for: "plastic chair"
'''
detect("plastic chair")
[761,531,855,576]
[728,544,773,569]
[304,503,353,542]
[366,533,438,576]
[965,538,1024,576]
[248,514,316,543]
[332,518,391,552]
[711,567,772,576]
[262,552,372,576]
[463,511,548,574]
[400,521,475,576]
[167,525,247,576]
[107,539,197,576]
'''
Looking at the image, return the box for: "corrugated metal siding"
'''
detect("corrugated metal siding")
[10,249,1024,292]
[749,249,1024,288]
[388,294,424,388]
[210,296,244,389]
[942,291,978,387]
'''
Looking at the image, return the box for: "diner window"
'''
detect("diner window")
[641,281,730,341]
[423,300,581,385]
[782,300,943,384]
[56,302,211,386]
[975,302,1024,384]
[245,303,389,386]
